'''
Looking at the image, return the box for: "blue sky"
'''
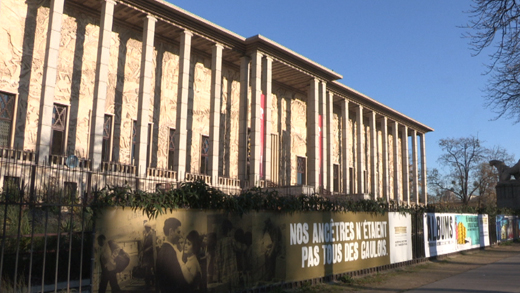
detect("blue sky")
[167,0,518,171]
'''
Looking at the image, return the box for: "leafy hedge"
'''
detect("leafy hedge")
[90,180,519,219]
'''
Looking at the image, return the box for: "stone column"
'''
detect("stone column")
[356,105,364,194]
[392,121,400,203]
[250,51,262,186]
[209,44,223,185]
[307,78,320,189]
[238,56,250,182]
[420,133,428,204]
[135,15,156,178]
[369,111,377,199]
[341,99,349,194]
[381,117,389,202]
[174,30,192,180]
[327,91,334,190]
[411,129,419,205]
[89,0,115,171]
[262,56,272,183]
[401,125,410,205]
[320,81,327,189]
[36,0,65,164]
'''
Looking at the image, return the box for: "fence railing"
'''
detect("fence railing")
[0,149,499,292]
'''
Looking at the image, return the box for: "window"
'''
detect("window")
[0,92,15,147]
[51,104,68,155]
[131,120,137,164]
[333,164,339,192]
[200,135,210,175]
[168,128,175,170]
[297,156,306,185]
[102,114,113,162]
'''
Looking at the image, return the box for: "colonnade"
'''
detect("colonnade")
[34,0,429,204]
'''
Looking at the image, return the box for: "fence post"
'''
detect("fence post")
[86,172,92,203]
[29,164,36,202]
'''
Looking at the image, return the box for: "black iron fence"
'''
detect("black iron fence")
[411,210,425,259]
[0,148,499,292]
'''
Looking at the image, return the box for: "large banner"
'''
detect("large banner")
[424,213,489,257]
[94,209,412,292]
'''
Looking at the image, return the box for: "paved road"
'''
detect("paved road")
[406,253,520,293]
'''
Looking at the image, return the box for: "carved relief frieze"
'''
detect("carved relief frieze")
[106,24,142,164]
[273,87,292,186]
[388,133,395,199]
[0,1,52,150]
[332,111,340,164]
[377,129,384,196]
[348,118,355,168]
[154,41,179,169]
[290,94,307,185]
[190,56,211,173]
[220,67,240,178]
[57,5,100,157]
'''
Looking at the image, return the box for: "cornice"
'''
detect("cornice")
[118,0,246,51]
[245,35,343,82]
[328,81,434,134]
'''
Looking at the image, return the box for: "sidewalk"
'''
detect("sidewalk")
[406,253,520,293]
[297,242,520,292]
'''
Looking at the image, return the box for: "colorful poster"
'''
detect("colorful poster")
[94,209,412,291]
[424,213,490,257]
[455,214,480,250]
[516,217,520,240]
[496,215,515,242]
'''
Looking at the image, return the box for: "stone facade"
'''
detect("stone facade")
[496,182,520,209]
[0,0,433,203]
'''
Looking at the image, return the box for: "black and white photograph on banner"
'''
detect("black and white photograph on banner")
[94,208,208,292]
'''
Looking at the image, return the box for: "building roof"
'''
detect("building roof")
[70,0,433,133]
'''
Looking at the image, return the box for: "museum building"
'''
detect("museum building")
[0,0,433,204]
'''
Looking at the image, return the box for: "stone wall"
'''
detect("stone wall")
[0,0,404,196]
[0,0,51,150]
[496,182,520,209]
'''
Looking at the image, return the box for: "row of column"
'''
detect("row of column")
[36,0,215,180]
[237,52,273,186]
[338,100,428,204]
[37,0,427,203]
[37,0,272,184]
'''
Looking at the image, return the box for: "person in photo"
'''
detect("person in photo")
[180,230,203,292]
[156,217,187,292]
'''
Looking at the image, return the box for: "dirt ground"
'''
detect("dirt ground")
[288,242,520,293]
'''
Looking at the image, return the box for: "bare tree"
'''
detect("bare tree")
[429,137,515,205]
[465,0,520,123]
[435,137,487,204]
